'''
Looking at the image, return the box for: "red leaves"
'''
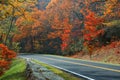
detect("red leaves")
[64,29,71,34]
[7,50,16,59]
[83,11,104,54]
[84,29,104,41]
[0,44,16,76]
[0,60,10,76]
[84,12,104,41]
[85,26,96,32]
[110,41,120,48]
[100,41,120,55]
[0,60,9,68]
[61,43,68,51]
[85,12,103,26]
[84,34,91,41]
[60,30,70,51]
[0,44,7,50]
[55,18,72,51]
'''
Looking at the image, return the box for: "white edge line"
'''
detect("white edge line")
[30,58,95,80]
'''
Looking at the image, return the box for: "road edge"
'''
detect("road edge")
[32,58,95,80]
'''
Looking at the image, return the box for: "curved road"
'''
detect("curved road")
[20,54,120,80]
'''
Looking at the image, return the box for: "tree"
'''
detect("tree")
[0,44,16,76]
[0,0,36,45]
[104,0,120,20]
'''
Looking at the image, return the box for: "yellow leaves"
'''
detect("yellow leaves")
[104,9,112,16]
[0,4,12,19]
[26,0,37,3]
[0,4,4,10]
[0,0,36,20]
[14,11,21,16]
[24,12,32,21]
[103,20,120,27]
[110,0,118,4]
[104,0,118,16]
[0,1,18,18]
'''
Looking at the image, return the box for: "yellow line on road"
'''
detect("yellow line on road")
[43,57,120,73]
[44,55,120,66]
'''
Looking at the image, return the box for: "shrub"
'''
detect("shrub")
[0,44,16,76]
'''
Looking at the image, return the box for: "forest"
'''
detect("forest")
[0,0,120,64]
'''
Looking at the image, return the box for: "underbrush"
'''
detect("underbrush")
[71,41,120,64]
[0,58,26,80]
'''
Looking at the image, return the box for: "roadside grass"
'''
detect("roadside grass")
[32,59,84,80]
[0,58,26,80]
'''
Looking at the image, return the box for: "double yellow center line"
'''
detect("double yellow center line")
[43,56,120,73]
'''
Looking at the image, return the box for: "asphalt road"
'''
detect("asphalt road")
[20,54,120,80]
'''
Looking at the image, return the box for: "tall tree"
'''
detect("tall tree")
[0,0,36,46]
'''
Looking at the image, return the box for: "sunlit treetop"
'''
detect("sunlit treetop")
[0,0,37,20]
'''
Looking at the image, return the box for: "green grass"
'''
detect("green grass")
[0,58,26,80]
[32,59,83,80]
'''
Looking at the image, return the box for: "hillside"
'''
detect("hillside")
[0,0,120,64]
[71,41,120,64]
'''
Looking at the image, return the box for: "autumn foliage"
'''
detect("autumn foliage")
[60,18,72,51]
[0,0,120,64]
[98,41,120,55]
[0,44,16,76]
[82,11,104,56]
[84,12,104,41]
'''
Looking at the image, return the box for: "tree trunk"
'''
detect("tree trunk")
[4,9,15,45]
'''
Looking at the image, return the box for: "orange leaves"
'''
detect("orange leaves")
[0,60,10,75]
[85,12,103,27]
[83,11,104,55]
[0,44,16,76]
[14,8,44,41]
[48,31,62,39]
[110,41,120,48]
[61,33,70,42]
[63,18,72,29]
[84,29,104,41]
[104,0,118,16]
[0,44,7,50]
[0,60,9,68]
[100,41,120,55]
[84,34,91,41]
[84,12,104,41]
[85,26,96,32]
[64,29,71,34]
[61,43,68,51]
[60,18,72,51]
[49,16,72,51]
[60,29,71,51]
[0,43,16,60]
[60,30,70,51]
[6,50,16,59]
